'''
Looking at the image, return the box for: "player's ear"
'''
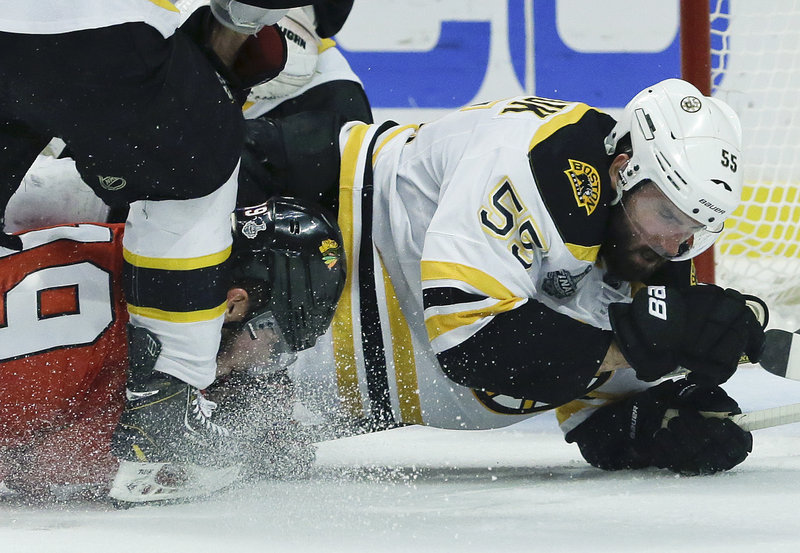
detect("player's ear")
[225,287,250,323]
[609,153,630,193]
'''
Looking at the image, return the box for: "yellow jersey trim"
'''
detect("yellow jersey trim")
[528,103,592,152]
[564,242,601,262]
[372,124,420,163]
[127,301,227,323]
[425,296,523,341]
[554,399,590,426]
[381,262,422,424]
[148,0,179,13]
[122,246,231,271]
[331,123,371,417]
[319,38,336,53]
[421,260,524,340]
[421,260,519,300]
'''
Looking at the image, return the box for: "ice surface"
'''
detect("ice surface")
[2,366,800,553]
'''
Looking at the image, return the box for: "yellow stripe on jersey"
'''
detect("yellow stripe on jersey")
[148,0,179,12]
[421,260,521,301]
[421,260,524,340]
[381,263,422,424]
[425,296,524,341]
[528,103,592,152]
[331,123,371,418]
[319,38,337,53]
[460,99,505,111]
[555,399,591,426]
[373,124,420,163]
[564,242,601,263]
[122,246,231,271]
[555,385,620,425]
[127,301,227,323]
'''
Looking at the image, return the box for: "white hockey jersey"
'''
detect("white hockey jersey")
[0,1,181,38]
[289,97,664,433]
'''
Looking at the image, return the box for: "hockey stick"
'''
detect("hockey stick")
[664,403,800,432]
[666,328,800,432]
[730,402,800,432]
[669,329,800,381]
[726,328,800,430]
[758,328,800,381]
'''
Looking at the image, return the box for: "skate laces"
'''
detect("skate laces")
[190,389,231,437]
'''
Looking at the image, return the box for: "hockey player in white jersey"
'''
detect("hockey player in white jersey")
[0,0,312,467]
[242,78,766,475]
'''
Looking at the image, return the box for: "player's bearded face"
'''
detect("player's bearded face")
[601,179,703,281]
[601,201,669,282]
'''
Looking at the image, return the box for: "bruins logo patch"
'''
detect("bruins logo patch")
[564,159,601,215]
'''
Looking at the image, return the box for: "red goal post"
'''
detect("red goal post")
[681,0,800,315]
[681,0,714,283]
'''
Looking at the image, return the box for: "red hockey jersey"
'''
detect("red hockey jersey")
[0,223,129,491]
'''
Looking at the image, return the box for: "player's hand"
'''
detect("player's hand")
[566,378,752,475]
[651,381,752,474]
[608,284,765,384]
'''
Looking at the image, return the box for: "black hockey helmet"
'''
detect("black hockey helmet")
[230,196,346,352]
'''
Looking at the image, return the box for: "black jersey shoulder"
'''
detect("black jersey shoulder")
[526,105,617,252]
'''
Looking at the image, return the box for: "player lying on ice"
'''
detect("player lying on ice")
[1,77,766,500]
[239,77,767,476]
[0,197,345,503]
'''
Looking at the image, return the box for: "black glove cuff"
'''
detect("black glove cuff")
[608,301,677,381]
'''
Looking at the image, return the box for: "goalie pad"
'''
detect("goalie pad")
[247,8,320,102]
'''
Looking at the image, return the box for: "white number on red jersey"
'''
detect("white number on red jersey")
[0,225,115,362]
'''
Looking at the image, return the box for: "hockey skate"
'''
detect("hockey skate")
[111,325,234,466]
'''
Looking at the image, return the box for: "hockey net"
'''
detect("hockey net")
[705,0,800,316]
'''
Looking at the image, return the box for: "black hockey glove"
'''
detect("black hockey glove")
[566,378,753,475]
[608,284,765,384]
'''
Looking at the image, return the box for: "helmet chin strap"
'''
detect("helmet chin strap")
[611,159,635,206]
[611,171,625,206]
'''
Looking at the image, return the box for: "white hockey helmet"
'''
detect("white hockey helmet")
[604,78,743,261]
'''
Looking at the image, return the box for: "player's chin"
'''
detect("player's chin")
[604,248,665,282]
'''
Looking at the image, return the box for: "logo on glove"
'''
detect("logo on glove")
[647,285,668,320]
